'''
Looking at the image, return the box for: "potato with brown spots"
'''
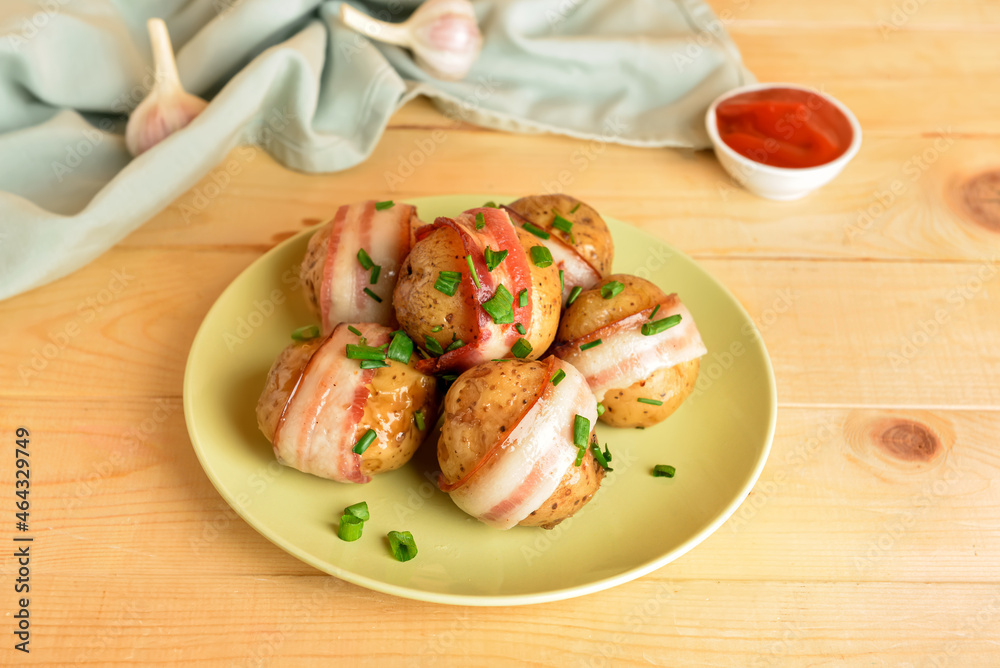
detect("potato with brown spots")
[437,360,605,529]
[393,215,562,365]
[256,328,438,478]
[556,274,701,428]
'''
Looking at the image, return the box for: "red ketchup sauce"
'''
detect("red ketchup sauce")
[715,87,854,169]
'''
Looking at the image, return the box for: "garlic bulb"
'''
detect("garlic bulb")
[125,18,208,157]
[340,0,482,81]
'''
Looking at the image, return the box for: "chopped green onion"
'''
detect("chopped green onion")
[440,373,458,383]
[641,314,682,336]
[596,402,605,416]
[553,214,575,244]
[475,211,486,230]
[352,428,377,454]
[591,442,613,471]
[551,369,566,386]
[291,324,320,341]
[424,335,444,356]
[484,246,508,272]
[387,530,418,562]
[653,464,676,478]
[375,200,394,211]
[511,338,532,359]
[363,288,382,303]
[573,415,591,448]
[357,248,374,270]
[601,281,624,299]
[518,288,528,308]
[338,514,364,541]
[515,323,527,335]
[360,359,389,369]
[346,343,386,360]
[570,202,581,214]
[370,265,381,284]
[433,270,462,296]
[574,448,585,466]
[465,254,481,289]
[530,246,553,268]
[482,284,515,324]
[648,304,661,320]
[414,409,426,431]
[603,444,612,462]
[431,325,443,332]
[483,201,497,209]
[445,338,465,352]
[567,286,583,306]
[559,270,564,292]
[580,339,602,351]
[386,332,414,364]
[638,397,663,406]
[522,221,551,240]
[347,325,363,337]
[344,501,370,521]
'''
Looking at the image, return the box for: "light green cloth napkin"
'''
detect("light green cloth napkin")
[0,0,751,300]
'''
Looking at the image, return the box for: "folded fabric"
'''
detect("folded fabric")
[0,0,752,300]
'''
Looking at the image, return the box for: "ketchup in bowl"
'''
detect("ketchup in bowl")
[715,87,854,169]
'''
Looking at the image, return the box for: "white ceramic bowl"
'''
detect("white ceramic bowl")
[705,82,862,201]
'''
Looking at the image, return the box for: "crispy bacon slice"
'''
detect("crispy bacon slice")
[272,323,393,483]
[320,201,420,332]
[552,294,707,401]
[443,358,598,529]
[415,207,533,374]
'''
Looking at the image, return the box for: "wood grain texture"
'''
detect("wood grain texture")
[3,2,1000,665]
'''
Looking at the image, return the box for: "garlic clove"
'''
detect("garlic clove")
[340,0,482,81]
[125,18,208,157]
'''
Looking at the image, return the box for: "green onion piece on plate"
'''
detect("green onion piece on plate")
[482,285,515,324]
[641,314,682,336]
[386,331,414,364]
[338,514,364,541]
[530,246,553,268]
[573,414,590,448]
[387,530,418,562]
[601,281,624,299]
[511,337,532,358]
[352,428,377,455]
[344,501,370,521]
[653,464,676,478]
[291,324,320,341]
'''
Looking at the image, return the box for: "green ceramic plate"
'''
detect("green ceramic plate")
[183,194,776,606]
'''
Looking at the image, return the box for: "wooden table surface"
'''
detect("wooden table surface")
[4,1,1000,665]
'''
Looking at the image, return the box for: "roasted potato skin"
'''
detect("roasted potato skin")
[256,336,438,475]
[557,274,699,427]
[438,360,602,528]
[393,226,562,360]
[299,224,330,318]
[506,194,614,277]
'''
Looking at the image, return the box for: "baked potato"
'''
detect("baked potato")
[437,358,606,529]
[256,322,438,482]
[553,274,706,428]
[393,207,562,373]
[300,200,423,332]
[505,194,614,301]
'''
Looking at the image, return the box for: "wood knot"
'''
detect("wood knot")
[954,170,1000,233]
[876,420,939,462]
[270,230,297,245]
[843,410,953,480]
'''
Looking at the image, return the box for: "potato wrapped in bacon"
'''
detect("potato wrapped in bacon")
[256,323,437,482]
[553,275,706,428]
[437,357,607,529]
[300,201,424,332]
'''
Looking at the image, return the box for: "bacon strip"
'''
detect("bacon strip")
[320,201,421,332]
[444,358,598,530]
[552,294,707,401]
[272,323,393,483]
[415,207,533,374]
[503,205,601,302]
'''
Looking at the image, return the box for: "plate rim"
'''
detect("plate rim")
[183,194,778,606]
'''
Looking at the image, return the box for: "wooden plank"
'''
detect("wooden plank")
[21,575,1000,665]
[3,247,998,407]
[708,0,1000,29]
[5,399,998,585]
[121,134,1000,263]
